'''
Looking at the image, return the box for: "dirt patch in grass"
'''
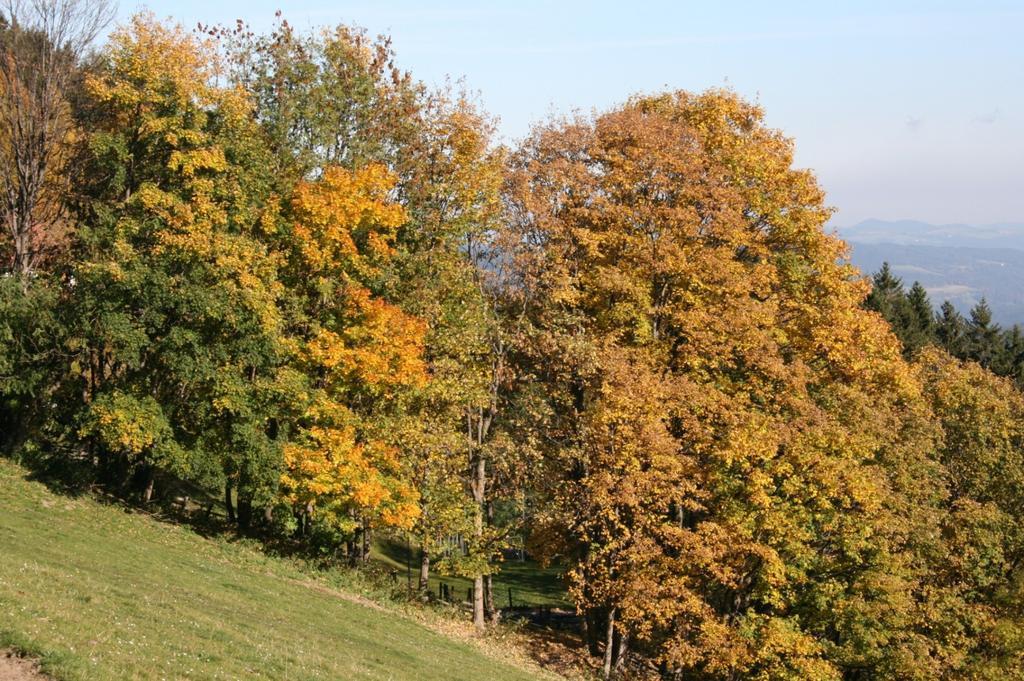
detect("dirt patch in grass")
[0,652,48,681]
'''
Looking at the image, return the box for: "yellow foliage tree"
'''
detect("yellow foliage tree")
[279,162,426,546]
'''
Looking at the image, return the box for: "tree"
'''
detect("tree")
[223,18,523,623]
[277,162,426,551]
[865,262,906,324]
[864,265,935,356]
[936,300,967,357]
[504,89,939,679]
[66,14,289,510]
[386,92,513,628]
[915,347,1024,678]
[0,272,60,453]
[0,0,113,275]
[997,325,1024,386]
[903,281,936,353]
[212,18,434,542]
[217,15,422,184]
[966,298,1002,369]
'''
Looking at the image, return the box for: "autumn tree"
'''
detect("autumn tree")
[383,92,510,621]
[222,17,522,623]
[276,162,425,553]
[914,347,1024,678]
[215,20,423,554]
[61,15,290,511]
[0,0,113,275]
[504,89,942,679]
[397,92,514,628]
[8,12,1024,679]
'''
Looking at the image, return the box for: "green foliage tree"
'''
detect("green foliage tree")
[936,300,968,357]
[864,265,1024,387]
[997,325,1024,384]
[966,298,1002,369]
[0,275,61,455]
[864,264,937,356]
[63,15,289,510]
[903,281,936,352]
[865,262,906,320]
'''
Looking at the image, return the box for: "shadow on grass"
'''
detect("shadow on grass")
[6,447,248,544]
[3,447,570,609]
[373,535,570,607]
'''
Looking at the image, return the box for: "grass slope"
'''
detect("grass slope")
[0,459,551,680]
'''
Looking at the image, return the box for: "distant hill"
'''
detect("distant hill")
[839,219,1024,251]
[837,220,1024,326]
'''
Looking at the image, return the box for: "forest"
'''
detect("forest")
[1,3,1022,680]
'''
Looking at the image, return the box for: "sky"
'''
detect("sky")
[115,1,1024,227]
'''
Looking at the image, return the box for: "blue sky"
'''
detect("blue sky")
[117,1,1023,227]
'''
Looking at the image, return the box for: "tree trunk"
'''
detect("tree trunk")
[304,502,313,537]
[141,466,155,504]
[361,520,371,564]
[224,481,235,523]
[584,606,603,656]
[473,573,485,633]
[484,499,497,621]
[471,452,487,631]
[614,628,629,675]
[350,520,370,566]
[419,550,430,593]
[237,494,252,529]
[483,573,497,622]
[603,607,617,680]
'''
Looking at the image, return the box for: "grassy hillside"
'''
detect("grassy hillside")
[0,459,555,681]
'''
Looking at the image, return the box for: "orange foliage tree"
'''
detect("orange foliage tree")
[278,162,426,549]
[504,90,939,679]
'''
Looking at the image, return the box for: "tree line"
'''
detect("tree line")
[866,262,1024,382]
[1,5,1022,680]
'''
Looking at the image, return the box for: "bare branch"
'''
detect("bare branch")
[0,0,115,275]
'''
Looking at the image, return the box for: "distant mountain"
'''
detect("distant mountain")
[837,220,1024,326]
[838,218,1024,251]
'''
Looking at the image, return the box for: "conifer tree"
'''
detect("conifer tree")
[966,298,1002,369]
[865,262,907,323]
[936,300,968,357]
[902,281,936,354]
[997,325,1024,385]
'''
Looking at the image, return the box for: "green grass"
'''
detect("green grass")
[372,537,569,608]
[0,458,557,680]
